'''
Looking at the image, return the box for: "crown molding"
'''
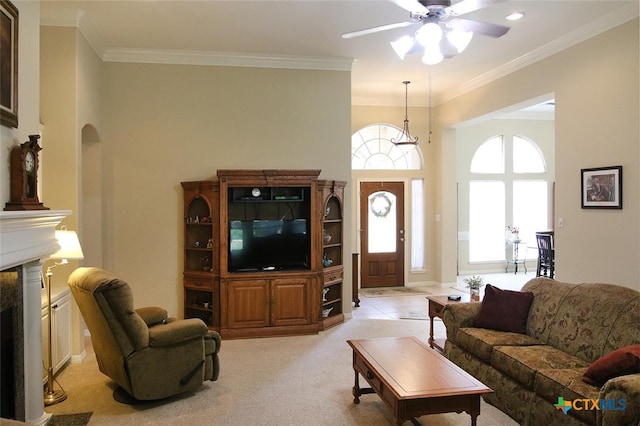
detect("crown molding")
[435,2,640,105]
[40,9,104,58]
[41,8,352,72]
[102,48,354,72]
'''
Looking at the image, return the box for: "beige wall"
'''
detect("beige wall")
[435,19,639,288]
[40,27,78,231]
[98,62,352,316]
[40,26,104,355]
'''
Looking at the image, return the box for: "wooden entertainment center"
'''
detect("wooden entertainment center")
[181,170,345,338]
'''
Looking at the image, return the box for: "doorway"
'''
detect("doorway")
[359,181,405,288]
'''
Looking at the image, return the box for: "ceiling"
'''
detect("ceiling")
[40,0,638,109]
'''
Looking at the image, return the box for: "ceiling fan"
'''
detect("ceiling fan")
[342,0,511,64]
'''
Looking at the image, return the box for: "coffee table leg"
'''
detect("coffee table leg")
[470,395,480,426]
[353,370,361,404]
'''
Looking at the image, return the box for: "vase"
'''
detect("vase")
[470,288,480,301]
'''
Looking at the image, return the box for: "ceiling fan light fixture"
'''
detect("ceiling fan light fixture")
[422,46,443,65]
[391,81,418,146]
[391,35,415,60]
[415,22,443,47]
[446,28,473,53]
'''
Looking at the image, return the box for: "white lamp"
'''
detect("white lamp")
[43,228,84,406]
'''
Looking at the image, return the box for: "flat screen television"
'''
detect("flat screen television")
[228,219,310,272]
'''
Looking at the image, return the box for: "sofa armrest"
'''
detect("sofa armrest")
[598,373,640,426]
[135,306,168,326]
[442,302,482,343]
[148,318,208,347]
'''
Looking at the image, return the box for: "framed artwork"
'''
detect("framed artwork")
[581,166,622,209]
[1,0,18,128]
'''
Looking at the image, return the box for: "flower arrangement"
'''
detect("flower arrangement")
[463,275,485,290]
[506,225,519,235]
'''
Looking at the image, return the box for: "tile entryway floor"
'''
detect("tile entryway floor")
[351,272,533,339]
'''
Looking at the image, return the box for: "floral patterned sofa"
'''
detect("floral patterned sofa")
[443,278,640,425]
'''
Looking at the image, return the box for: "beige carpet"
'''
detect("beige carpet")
[360,286,432,297]
[44,318,518,426]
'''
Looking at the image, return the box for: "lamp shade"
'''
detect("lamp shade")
[51,230,84,261]
[390,35,415,60]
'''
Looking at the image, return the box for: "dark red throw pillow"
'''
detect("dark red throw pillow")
[582,345,640,386]
[472,284,534,334]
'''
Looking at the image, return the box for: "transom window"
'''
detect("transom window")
[351,124,422,170]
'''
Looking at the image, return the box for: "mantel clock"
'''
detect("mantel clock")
[4,134,49,211]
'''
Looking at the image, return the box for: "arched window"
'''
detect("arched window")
[351,124,423,170]
[513,135,545,173]
[469,135,549,262]
[470,136,503,173]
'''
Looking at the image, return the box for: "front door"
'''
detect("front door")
[360,181,405,288]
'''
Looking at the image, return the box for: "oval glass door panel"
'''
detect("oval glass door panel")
[368,191,397,253]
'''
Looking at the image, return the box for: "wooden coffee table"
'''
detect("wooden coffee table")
[348,336,492,425]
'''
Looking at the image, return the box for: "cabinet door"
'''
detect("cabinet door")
[226,279,270,329]
[52,294,72,372]
[271,277,310,327]
[41,291,72,380]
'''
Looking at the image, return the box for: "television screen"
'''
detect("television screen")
[229,219,310,272]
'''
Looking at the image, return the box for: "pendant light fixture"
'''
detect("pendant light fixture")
[392,81,418,146]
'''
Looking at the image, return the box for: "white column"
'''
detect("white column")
[23,261,51,426]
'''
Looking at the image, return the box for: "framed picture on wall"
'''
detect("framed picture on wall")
[1,0,18,128]
[581,166,622,209]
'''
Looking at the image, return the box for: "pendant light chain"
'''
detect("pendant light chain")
[428,69,432,144]
[403,80,410,121]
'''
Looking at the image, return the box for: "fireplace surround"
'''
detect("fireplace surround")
[0,210,71,425]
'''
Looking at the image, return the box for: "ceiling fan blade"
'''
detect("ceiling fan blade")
[341,21,415,39]
[448,17,510,37]
[390,0,427,13]
[446,0,506,16]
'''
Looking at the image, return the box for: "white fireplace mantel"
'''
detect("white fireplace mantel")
[0,210,71,270]
[1,209,72,425]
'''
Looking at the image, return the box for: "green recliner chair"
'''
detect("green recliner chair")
[68,267,220,401]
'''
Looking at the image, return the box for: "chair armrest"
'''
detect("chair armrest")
[148,318,208,347]
[598,374,640,426]
[206,330,222,354]
[442,302,482,343]
[135,306,168,326]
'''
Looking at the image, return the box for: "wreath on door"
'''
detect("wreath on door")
[370,193,392,218]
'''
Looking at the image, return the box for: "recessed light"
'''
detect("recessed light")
[506,12,524,21]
